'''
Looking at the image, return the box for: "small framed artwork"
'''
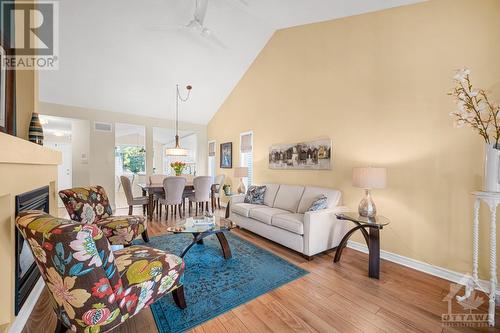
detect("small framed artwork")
[220,142,232,168]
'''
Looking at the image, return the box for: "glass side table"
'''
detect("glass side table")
[224,192,238,218]
[334,212,390,279]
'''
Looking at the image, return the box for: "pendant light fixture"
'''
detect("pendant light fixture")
[166,84,192,156]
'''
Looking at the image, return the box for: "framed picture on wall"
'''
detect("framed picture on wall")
[0,37,15,135]
[220,142,232,168]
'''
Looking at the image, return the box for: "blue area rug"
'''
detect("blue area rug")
[134,232,308,333]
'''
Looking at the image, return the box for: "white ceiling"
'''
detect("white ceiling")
[39,0,423,125]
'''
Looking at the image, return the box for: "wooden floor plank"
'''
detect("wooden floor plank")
[22,206,498,333]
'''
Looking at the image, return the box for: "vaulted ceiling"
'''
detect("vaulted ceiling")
[39,0,423,125]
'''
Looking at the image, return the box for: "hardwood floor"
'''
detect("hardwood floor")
[23,206,499,333]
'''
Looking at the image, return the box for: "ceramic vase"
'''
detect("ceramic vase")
[28,112,44,145]
[484,143,500,192]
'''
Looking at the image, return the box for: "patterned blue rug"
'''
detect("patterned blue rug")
[134,232,308,333]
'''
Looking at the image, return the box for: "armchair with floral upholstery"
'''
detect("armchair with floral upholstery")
[16,210,186,333]
[58,186,149,246]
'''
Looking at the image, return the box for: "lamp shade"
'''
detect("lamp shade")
[234,167,248,178]
[352,167,387,189]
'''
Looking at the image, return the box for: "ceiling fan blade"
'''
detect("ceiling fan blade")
[201,27,227,49]
[194,0,209,26]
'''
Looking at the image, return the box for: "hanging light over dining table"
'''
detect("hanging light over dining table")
[166,84,192,156]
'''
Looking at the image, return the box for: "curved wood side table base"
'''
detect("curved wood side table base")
[334,222,382,279]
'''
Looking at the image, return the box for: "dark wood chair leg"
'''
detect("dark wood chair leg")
[128,205,133,215]
[142,230,150,243]
[159,204,162,219]
[54,317,67,333]
[218,197,221,209]
[172,285,187,309]
[195,203,198,216]
[143,204,146,215]
[174,205,177,217]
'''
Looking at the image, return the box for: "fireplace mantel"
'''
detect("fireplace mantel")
[0,132,61,332]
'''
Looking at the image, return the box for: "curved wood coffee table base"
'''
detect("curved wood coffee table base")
[179,231,232,259]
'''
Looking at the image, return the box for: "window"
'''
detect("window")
[208,140,216,177]
[240,131,253,188]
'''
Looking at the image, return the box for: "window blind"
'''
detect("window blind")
[208,141,216,157]
[240,133,252,153]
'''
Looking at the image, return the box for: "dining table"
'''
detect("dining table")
[137,182,217,220]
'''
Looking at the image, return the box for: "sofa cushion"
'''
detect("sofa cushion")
[231,203,262,217]
[263,184,280,207]
[244,185,267,204]
[307,194,328,212]
[272,213,304,235]
[297,186,341,214]
[249,207,289,225]
[273,185,305,212]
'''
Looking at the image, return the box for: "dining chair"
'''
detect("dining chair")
[188,176,213,215]
[121,175,149,215]
[158,176,187,219]
[212,174,225,210]
[59,185,149,245]
[16,210,186,333]
[149,174,167,215]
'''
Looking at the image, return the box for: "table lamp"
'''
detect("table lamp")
[234,167,248,194]
[352,167,387,218]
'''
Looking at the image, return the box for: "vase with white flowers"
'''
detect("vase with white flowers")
[449,68,500,192]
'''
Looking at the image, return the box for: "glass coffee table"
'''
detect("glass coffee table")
[166,215,236,259]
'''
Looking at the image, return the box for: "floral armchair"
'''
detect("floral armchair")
[16,211,186,333]
[59,186,149,246]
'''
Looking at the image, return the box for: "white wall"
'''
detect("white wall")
[71,119,90,187]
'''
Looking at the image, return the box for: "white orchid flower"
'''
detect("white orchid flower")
[453,68,470,82]
[468,89,479,97]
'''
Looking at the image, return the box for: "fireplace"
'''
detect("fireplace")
[14,186,50,315]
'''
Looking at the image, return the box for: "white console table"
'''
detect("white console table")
[458,191,498,326]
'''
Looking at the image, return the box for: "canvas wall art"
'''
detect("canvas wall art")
[269,139,332,170]
[220,142,232,168]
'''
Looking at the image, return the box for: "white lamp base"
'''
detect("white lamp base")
[358,189,377,218]
[236,178,247,194]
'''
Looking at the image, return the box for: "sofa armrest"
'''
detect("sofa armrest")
[303,206,352,256]
[230,194,246,205]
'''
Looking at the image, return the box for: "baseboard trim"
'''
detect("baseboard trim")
[347,240,500,298]
[8,278,44,333]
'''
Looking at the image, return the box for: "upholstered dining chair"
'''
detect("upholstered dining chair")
[212,174,225,210]
[149,174,167,216]
[16,210,186,333]
[59,186,149,245]
[120,175,149,216]
[188,176,213,215]
[158,176,187,219]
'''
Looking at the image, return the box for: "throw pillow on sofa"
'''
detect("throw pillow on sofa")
[244,185,267,204]
[307,194,328,211]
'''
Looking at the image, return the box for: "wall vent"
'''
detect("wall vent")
[94,122,113,132]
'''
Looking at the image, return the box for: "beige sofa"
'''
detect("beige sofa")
[229,184,349,259]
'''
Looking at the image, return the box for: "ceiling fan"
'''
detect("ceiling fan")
[151,0,227,48]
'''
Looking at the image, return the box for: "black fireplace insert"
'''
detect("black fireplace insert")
[15,186,49,315]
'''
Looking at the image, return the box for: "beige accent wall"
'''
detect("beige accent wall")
[0,133,61,329]
[208,0,500,279]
